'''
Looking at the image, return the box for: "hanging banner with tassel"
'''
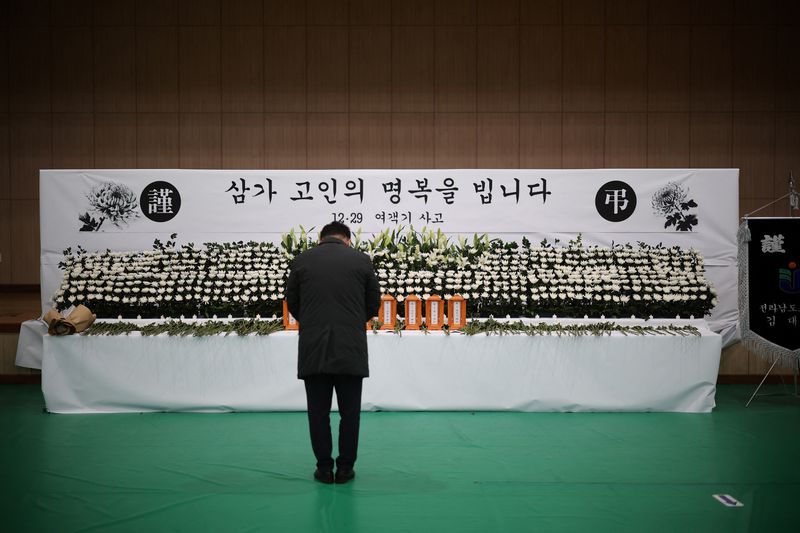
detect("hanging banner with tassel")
[739,218,800,363]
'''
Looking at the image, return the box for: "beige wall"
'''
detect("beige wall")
[1,0,799,374]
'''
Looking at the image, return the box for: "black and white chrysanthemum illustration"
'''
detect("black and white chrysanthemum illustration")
[651,182,698,231]
[79,182,140,231]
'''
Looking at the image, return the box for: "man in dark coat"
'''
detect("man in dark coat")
[285,221,381,484]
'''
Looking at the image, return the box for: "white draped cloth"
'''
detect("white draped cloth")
[40,319,721,414]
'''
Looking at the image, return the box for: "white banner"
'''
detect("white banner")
[39,169,739,342]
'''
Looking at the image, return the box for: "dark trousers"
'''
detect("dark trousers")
[303,374,363,471]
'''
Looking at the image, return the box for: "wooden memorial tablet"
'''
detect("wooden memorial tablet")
[425,295,444,330]
[447,295,467,330]
[404,295,422,330]
[380,294,397,330]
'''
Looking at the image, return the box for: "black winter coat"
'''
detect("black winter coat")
[285,237,381,379]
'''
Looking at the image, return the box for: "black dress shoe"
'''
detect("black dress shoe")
[314,468,334,484]
[335,468,355,484]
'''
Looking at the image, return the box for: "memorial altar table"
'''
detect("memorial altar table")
[41,319,722,414]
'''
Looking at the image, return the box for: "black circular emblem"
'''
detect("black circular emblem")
[595,180,636,222]
[140,181,181,222]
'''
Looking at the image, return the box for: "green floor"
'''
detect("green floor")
[1,385,799,533]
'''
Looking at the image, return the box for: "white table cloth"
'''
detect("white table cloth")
[14,320,47,369]
[41,319,722,413]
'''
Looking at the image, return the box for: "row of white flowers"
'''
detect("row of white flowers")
[53,230,717,319]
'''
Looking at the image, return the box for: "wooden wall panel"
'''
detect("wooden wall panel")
[734,0,777,25]
[7,0,50,26]
[520,112,561,168]
[719,343,749,375]
[478,0,519,25]
[51,0,93,26]
[520,25,562,112]
[222,27,264,112]
[179,113,222,169]
[739,196,774,222]
[0,31,8,113]
[520,0,562,24]
[307,113,348,168]
[435,113,477,168]
[222,113,264,169]
[775,113,800,206]
[51,28,93,112]
[691,26,733,112]
[264,27,306,112]
[750,349,796,375]
[136,0,179,26]
[8,28,51,113]
[563,0,604,25]
[734,26,776,112]
[350,0,391,25]
[775,27,800,112]
[562,112,604,167]
[264,0,306,25]
[477,113,519,168]
[95,0,135,25]
[307,0,348,25]
[776,0,800,23]
[648,26,691,111]
[350,27,391,112]
[692,0,733,25]
[222,0,263,25]
[690,112,732,167]
[307,27,348,112]
[605,26,647,112]
[477,26,519,112]
[732,112,775,198]
[178,0,220,26]
[137,27,179,112]
[562,26,604,112]
[649,0,692,25]
[9,113,51,199]
[137,113,180,168]
[392,27,435,112]
[52,113,94,168]
[10,200,39,284]
[95,113,137,168]
[647,112,691,167]
[180,27,222,112]
[264,113,306,169]
[94,27,136,112]
[436,0,476,25]
[604,113,647,168]
[0,115,9,199]
[392,0,435,25]
[697,0,730,28]
[350,113,391,168]
[0,200,10,283]
[435,27,477,112]
[392,113,435,168]
[606,0,648,24]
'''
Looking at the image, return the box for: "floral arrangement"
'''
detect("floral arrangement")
[355,228,716,319]
[82,317,700,337]
[53,227,717,320]
[56,237,289,319]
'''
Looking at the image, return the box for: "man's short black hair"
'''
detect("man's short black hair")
[320,221,351,240]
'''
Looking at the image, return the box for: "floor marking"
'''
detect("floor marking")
[712,494,744,507]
